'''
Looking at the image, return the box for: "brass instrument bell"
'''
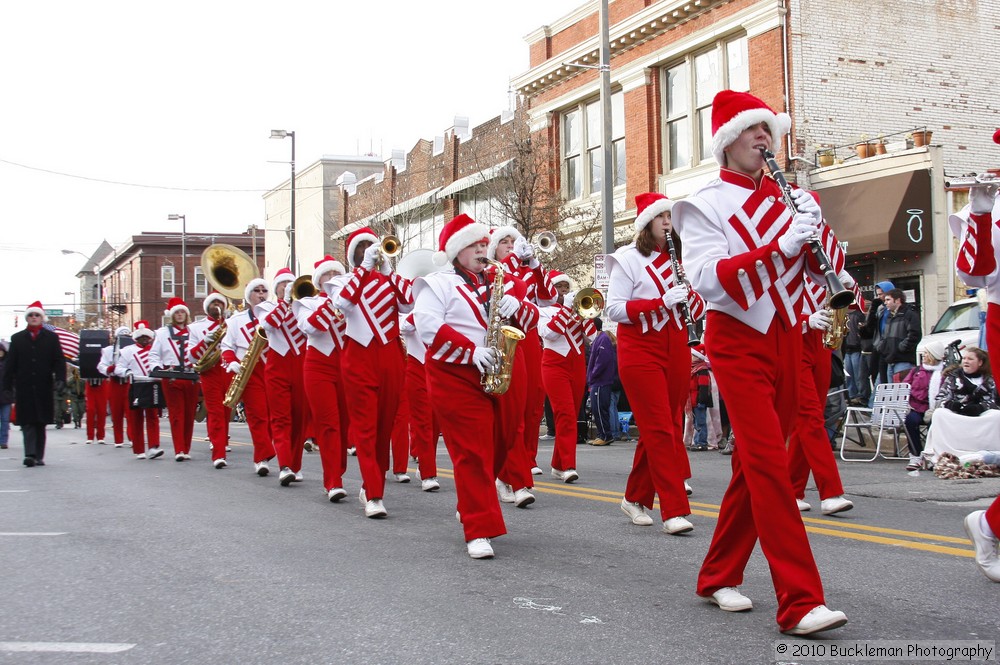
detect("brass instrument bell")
[573,288,605,319]
[290,275,318,300]
[200,244,260,300]
[379,235,402,258]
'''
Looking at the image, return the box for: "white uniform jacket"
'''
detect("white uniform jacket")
[333,266,414,348]
[149,325,195,370]
[114,344,154,380]
[220,309,264,366]
[605,244,706,334]
[538,304,597,357]
[256,300,306,358]
[293,294,346,357]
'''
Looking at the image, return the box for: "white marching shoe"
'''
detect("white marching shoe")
[364,499,387,518]
[662,516,694,535]
[421,477,440,492]
[620,498,653,526]
[327,488,347,503]
[820,496,853,516]
[796,499,812,512]
[707,587,753,612]
[466,538,494,559]
[496,478,515,503]
[513,488,535,508]
[783,605,848,636]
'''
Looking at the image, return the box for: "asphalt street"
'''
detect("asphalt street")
[1,423,998,665]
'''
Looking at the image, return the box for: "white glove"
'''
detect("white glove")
[498,294,519,318]
[791,188,822,225]
[970,183,999,215]
[361,244,381,271]
[513,236,534,260]
[226,361,242,375]
[838,270,856,289]
[808,309,834,331]
[661,285,688,308]
[472,347,498,373]
[283,282,293,302]
[778,213,819,258]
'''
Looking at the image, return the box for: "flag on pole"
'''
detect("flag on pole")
[43,324,80,360]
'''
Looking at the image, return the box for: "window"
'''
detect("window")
[194,267,208,298]
[663,35,749,171]
[161,265,175,297]
[561,91,626,200]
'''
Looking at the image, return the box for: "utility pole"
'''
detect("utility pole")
[599,0,614,255]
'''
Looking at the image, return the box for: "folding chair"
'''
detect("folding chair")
[839,382,911,462]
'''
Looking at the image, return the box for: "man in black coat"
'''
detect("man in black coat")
[1,302,67,466]
[879,288,922,382]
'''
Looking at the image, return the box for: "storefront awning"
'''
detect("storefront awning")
[437,159,514,198]
[816,169,933,254]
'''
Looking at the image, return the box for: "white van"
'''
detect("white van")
[916,297,982,359]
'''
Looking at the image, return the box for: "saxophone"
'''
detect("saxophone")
[822,298,849,350]
[223,328,267,408]
[479,258,525,395]
[193,322,227,373]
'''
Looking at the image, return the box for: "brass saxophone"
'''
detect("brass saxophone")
[479,258,525,395]
[193,322,227,373]
[822,299,849,350]
[223,328,267,408]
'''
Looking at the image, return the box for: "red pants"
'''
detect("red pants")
[697,312,826,631]
[392,356,440,478]
[520,332,546,468]
[985,303,1000,536]
[497,350,531,490]
[127,407,160,454]
[162,378,199,456]
[267,351,307,473]
[541,348,586,472]
[200,365,231,461]
[303,347,346,491]
[788,329,844,500]
[343,338,404,500]
[427,359,506,541]
[85,382,107,441]
[108,379,131,444]
[240,363,275,464]
[618,325,691,519]
[390,379,412,476]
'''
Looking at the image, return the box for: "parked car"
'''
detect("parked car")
[916,297,981,361]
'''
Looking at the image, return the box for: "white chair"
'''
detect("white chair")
[839,382,912,462]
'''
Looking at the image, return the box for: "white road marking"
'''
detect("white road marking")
[0,532,68,536]
[0,642,135,653]
[0,490,29,493]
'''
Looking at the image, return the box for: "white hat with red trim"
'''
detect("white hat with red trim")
[132,320,154,340]
[313,255,346,285]
[634,192,673,231]
[243,278,269,302]
[272,268,295,293]
[549,270,571,288]
[433,214,490,266]
[711,89,791,166]
[203,292,227,314]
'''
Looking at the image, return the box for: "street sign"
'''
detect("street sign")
[44,308,64,316]
[594,254,610,290]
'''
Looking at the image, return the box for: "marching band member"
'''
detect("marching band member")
[114,321,162,460]
[413,214,539,558]
[606,193,704,533]
[220,278,276,476]
[98,326,134,448]
[951,128,1000,583]
[187,293,231,468]
[673,89,847,634]
[395,312,441,492]
[150,297,199,462]
[488,227,556,476]
[332,228,413,518]
[83,366,107,445]
[258,268,308,487]
[294,257,350,502]
[538,272,596,484]
[788,269,856,515]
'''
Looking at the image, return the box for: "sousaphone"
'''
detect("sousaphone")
[201,244,260,301]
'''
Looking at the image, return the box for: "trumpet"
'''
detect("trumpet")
[573,288,604,319]
[945,173,999,189]
[290,275,318,300]
[534,231,557,253]
[376,235,402,258]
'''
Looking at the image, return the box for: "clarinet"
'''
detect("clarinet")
[665,231,701,347]
[758,148,855,310]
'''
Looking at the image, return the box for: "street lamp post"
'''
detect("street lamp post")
[64,291,76,323]
[168,214,187,302]
[270,129,296,272]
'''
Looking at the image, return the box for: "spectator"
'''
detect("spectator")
[879,288,921,381]
[843,304,867,405]
[586,318,617,446]
[925,347,1000,464]
[1,302,67,467]
[0,341,11,449]
[859,280,894,395]
[901,340,945,471]
[688,347,712,451]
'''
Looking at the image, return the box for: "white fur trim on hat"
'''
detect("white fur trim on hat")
[165,300,190,319]
[313,260,345,284]
[634,199,674,232]
[132,325,154,340]
[272,272,295,291]
[25,304,45,317]
[244,278,269,302]
[711,108,791,166]
[550,273,571,287]
[347,232,378,269]
[487,225,522,260]
[432,221,491,266]
[203,293,227,314]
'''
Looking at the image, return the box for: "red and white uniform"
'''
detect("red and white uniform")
[220,309,275,464]
[414,266,539,542]
[113,343,159,454]
[98,342,132,445]
[294,289,349,492]
[393,313,440,481]
[538,303,596,474]
[333,265,413,501]
[150,325,199,457]
[83,378,107,442]
[187,316,230,462]
[258,298,308,475]
[674,167,831,631]
[606,243,705,518]
[950,191,1000,538]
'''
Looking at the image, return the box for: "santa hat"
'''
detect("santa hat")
[244,278,269,302]
[994,128,1000,145]
[164,297,190,318]
[132,320,154,340]
[432,214,490,266]
[634,192,674,232]
[272,268,295,292]
[312,256,346,284]
[25,301,45,318]
[549,271,571,288]
[486,225,522,260]
[710,90,791,166]
[346,227,379,269]
[203,292,227,314]
[115,326,131,337]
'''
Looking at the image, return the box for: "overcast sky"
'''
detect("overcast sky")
[0,0,584,339]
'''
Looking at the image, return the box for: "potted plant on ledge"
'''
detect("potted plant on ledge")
[911,129,933,147]
[816,145,835,167]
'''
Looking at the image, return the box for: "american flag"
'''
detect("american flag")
[43,324,80,360]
